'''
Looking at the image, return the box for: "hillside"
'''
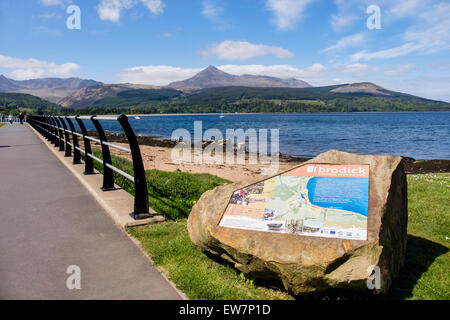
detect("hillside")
[0,75,102,103]
[0,92,67,115]
[91,88,182,108]
[59,83,161,109]
[67,83,450,114]
[167,66,311,91]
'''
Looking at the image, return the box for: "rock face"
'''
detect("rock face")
[187,150,408,295]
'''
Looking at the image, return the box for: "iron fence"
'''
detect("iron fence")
[27,115,151,220]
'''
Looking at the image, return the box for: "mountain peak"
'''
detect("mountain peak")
[168,66,311,91]
[205,65,219,71]
[197,65,230,76]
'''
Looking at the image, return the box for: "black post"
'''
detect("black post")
[117,114,150,217]
[75,116,94,175]
[53,116,65,152]
[48,116,59,147]
[91,116,115,191]
[66,117,81,164]
[43,117,51,141]
[59,116,72,157]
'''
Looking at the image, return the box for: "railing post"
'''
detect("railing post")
[75,116,94,175]
[66,117,81,164]
[48,116,59,147]
[46,116,55,143]
[117,114,150,217]
[41,116,50,141]
[53,116,65,152]
[59,116,72,157]
[91,116,115,191]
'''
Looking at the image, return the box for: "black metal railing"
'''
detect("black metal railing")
[27,115,150,219]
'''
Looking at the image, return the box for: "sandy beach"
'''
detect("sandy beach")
[83,131,450,181]
[110,142,304,182]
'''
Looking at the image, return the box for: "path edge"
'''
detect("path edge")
[28,123,188,300]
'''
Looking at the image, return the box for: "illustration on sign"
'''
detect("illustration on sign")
[219,164,370,240]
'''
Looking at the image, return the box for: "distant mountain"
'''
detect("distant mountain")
[167,66,311,91]
[2,83,449,114]
[59,83,160,109]
[0,75,102,103]
[3,68,448,113]
[330,82,391,96]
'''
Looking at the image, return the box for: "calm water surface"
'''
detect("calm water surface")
[85,112,450,160]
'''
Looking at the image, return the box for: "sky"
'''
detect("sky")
[0,0,449,102]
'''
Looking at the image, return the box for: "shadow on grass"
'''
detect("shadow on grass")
[204,234,448,300]
[386,235,448,300]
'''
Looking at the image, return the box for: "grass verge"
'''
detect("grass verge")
[92,150,449,300]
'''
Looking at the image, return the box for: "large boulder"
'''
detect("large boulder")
[187,150,408,295]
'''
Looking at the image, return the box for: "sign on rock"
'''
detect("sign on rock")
[219,164,370,241]
[187,150,408,295]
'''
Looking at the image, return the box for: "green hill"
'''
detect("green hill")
[0,92,69,115]
[2,84,449,116]
[73,84,450,114]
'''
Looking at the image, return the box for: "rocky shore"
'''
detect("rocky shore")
[87,131,450,179]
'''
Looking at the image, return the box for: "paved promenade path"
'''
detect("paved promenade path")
[0,124,182,299]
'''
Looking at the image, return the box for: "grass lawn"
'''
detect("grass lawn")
[0,123,6,129]
[93,150,449,300]
[129,173,449,300]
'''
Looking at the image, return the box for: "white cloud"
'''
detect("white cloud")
[265,0,314,30]
[202,0,221,20]
[118,65,202,85]
[0,54,79,80]
[38,0,74,6]
[117,64,327,85]
[39,0,63,6]
[330,0,363,32]
[141,0,165,15]
[320,33,364,53]
[331,14,358,32]
[383,64,417,76]
[331,0,438,32]
[340,63,368,73]
[200,40,294,61]
[387,0,428,19]
[97,0,164,22]
[351,43,421,61]
[351,2,450,61]
[220,64,326,78]
[431,60,450,71]
[38,12,60,20]
[201,1,229,30]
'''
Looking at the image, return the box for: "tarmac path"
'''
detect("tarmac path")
[0,123,182,299]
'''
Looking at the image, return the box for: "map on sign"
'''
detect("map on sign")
[219,164,370,240]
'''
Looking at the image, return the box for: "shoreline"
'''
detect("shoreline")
[89,131,450,179]
[95,110,450,117]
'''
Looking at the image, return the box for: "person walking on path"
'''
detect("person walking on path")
[19,112,24,125]
[8,114,14,125]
